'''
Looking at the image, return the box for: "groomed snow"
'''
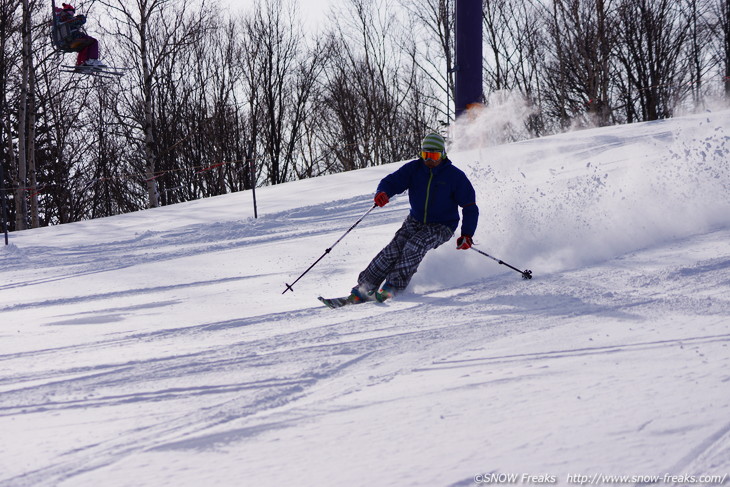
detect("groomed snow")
[1,110,729,487]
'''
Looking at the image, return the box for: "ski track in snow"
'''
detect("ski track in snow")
[1,111,730,486]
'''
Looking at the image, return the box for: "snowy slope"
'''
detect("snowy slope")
[1,111,730,487]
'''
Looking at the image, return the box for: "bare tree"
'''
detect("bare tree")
[541,0,617,127]
[481,0,548,135]
[594,0,613,124]
[238,0,331,185]
[483,0,517,92]
[0,0,20,232]
[150,11,253,204]
[709,0,730,98]
[4,0,728,233]
[15,0,33,230]
[615,0,692,120]
[725,0,730,97]
[400,0,453,123]
[289,34,336,180]
[683,0,715,109]
[322,0,424,173]
[99,0,210,208]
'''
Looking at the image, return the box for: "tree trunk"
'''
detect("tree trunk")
[15,0,31,231]
[143,83,159,208]
[28,31,38,228]
[725,0,730,99]
[552,1,570,128]
[141,12,159,209]
[596,0,611,125]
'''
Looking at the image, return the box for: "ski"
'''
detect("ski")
[318,296,355,309]
[317,295,387,309]
[61,64,130,70]
[60,65,128,77]
[60,69,122,79]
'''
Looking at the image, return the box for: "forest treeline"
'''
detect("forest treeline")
[1,0,729,231]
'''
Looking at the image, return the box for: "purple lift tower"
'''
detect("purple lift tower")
[454,0,483,118]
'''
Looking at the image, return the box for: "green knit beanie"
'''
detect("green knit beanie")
[421,133,446,153]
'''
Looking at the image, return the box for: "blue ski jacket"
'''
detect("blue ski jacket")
[377,157,479,236]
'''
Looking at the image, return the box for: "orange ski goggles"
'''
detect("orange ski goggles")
[420,151,443,161]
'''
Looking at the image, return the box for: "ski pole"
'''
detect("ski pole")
[471,246,533,280]
[283,204,378,294]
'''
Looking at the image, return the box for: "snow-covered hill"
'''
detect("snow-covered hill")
[1,111,729,487]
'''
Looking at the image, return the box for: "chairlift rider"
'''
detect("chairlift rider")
[50,3,103,70]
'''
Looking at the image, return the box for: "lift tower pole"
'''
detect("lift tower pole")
[454,0,483,118]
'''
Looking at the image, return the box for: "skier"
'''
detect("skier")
[52,3,103,69]
[348,132,479,303]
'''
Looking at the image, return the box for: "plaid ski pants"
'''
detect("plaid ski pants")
[358,215,454,292]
